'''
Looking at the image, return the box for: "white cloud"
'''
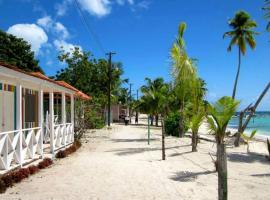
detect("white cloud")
[116,0,133,5]
[55,0,72,16]
[37,16,53,30]
[37,16,69,40]
[137,0,150,9]
[53,39,82,54]
[54,22,69,39]
[7,24,48,54]
[78,0,111,17]
[55,0,145,18]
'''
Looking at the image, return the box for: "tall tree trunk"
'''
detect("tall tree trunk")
[155,115,159,127]
[179,103,184,138]
[150,115,154,126]
[234,111,244,147]
[161,118,166,160]
[192,131,198,152]
[234,82,270,146]
[232,46,241,100]
[217,142,228,200]
[241,82,270,132]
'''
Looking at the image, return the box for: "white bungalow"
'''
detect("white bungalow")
[0,62,91,172]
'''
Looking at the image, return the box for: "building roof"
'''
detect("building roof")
[0,62,91,100]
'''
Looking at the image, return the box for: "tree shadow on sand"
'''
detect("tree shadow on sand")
[251,173,270,177]
[227,152,269,164]
[170,170,216,182]
[111,138,158,143]
[169,151,193,157]
[106,145,188,156]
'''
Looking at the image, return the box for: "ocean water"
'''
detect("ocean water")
[228,112,270,136]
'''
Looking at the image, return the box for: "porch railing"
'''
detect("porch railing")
[0,127,42,170]
[52,123,74,151]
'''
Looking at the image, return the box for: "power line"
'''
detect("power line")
[73,0,106,54]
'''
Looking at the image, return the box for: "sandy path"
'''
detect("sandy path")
[1,123,270,200]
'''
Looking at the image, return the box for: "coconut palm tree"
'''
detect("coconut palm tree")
[223,11,258,99]
[171,22,197,137]
[139,78,170,160]
[188,78,207,152]
[263,0,270,31]
[141,77,165,126]
[207,96,240,200]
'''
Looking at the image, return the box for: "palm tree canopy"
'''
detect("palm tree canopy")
[263,0,270,31]
[223,10,258,55]
[207,96,240,142]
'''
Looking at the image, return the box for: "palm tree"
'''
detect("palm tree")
[141,77,165,126]
[223,11,257,99]
[139,78,169,160]
[263,0,270,31]
[171,22,197,137]
[207,97,240,200]
[188,79,207,152]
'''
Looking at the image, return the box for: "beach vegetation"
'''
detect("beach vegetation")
[207,96,240,200]
[223,10,257,100]
[170,22,198,138]
[0,30,43,73]
[263,0,270,31]
[241,130,257,153]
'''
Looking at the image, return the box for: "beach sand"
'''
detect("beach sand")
[1,121,270,200]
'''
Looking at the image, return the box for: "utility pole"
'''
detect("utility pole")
[106,52,116,127]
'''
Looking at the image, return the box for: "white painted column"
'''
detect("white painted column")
[49,91,54,154]
[38,89,43,158]
[61,92,66,124]
[61,92,66,146]
[16,83,23,167]
[70,94,74,142]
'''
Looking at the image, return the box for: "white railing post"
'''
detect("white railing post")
[49,91,55,155]
[16,83,23,167]
[61,92,66,146]
[71,94,74,142]
[38,89,43,158]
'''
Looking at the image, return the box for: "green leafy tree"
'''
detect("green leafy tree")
[138,77,170,160]
[0,30,42,73]
[188,78,207,152]
[56,47,124,106]
[141,77,165,126]
[170,22,197,137]
[56,47,125,129]
[207,96,240,200]
[223,11,258,99]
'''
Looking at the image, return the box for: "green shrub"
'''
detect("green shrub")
[84,107,105,129]
[165,112,188,137]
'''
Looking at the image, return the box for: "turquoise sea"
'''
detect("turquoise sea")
[228,112,270,136]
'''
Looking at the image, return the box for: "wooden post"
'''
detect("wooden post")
[49,91,54,154]
[71,94,74,141]
[61,92,66,146]
[38,89,43,158]
[16,83,23,167]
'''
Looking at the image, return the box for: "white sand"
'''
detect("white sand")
[1,121,270,200]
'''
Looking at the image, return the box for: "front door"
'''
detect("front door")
[0,84,15,132]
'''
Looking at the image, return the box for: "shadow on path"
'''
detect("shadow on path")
[106,145,188,156]
[170,170,216,182]
[251,173,270,177]
[111,138,158,143]
[169,151,193,157]
[227,152,269,164]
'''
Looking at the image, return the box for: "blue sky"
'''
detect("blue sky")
[0,0,269,110]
